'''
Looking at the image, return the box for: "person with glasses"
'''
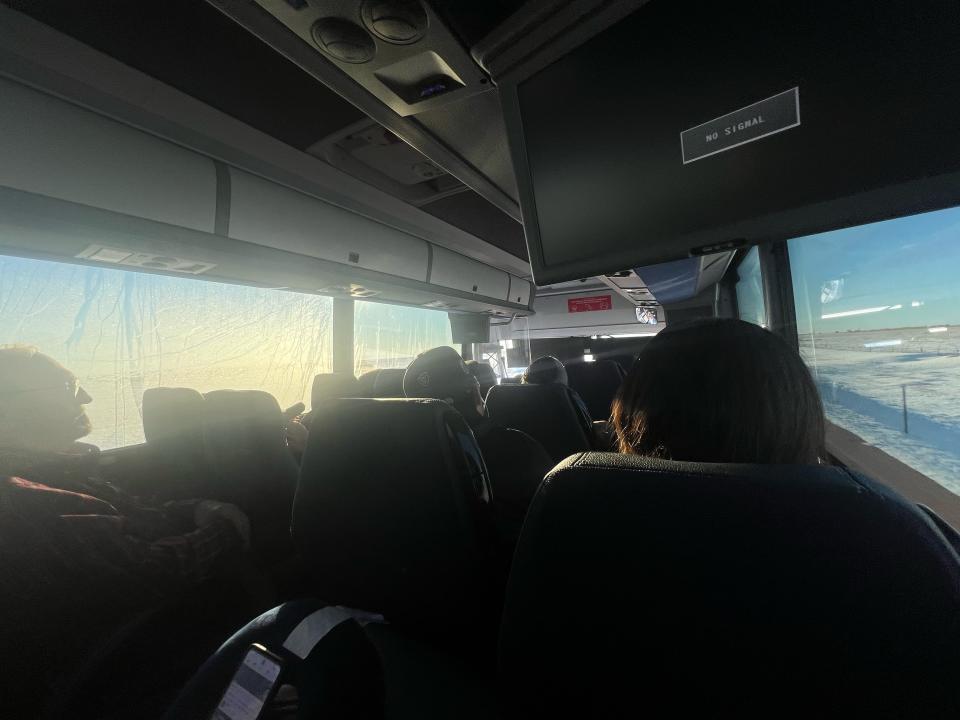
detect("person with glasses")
[0,346,254,714]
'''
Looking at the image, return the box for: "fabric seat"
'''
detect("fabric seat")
[311,372,360,408]
[499,453,960,718]
[203,389,300,557]
[295,398,500,641]
[370,368,406,397]
[485,384,593,464]
[355,369,381,397]
[564,359,625,420]
[141,387,210,500]
[169,399,504,720]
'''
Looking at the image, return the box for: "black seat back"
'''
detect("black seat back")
[294,399,497,636]
[564,359,624,420]
[371,368,406,397]
[203,389,299,555]
[141,387,209,500]
[355,370,381,397]
[486,384,592,464]
[312,372,360,408]
[500,453,960,717]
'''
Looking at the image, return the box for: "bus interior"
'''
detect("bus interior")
[0,0,959,717]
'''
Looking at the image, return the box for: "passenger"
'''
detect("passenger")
[0,347,253,710]
[465,359,497,400]
[611,319,826,463]
[524,356,605,450]
[403,347,554,545]
[521,355,568,385]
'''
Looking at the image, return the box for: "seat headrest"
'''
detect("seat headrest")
[370,368,406,397]
[202,390,299,554]
[522,356,568,386]
[294,398,495,630]
[486,383,592,463]
[201,389,291,489]
[311,372,359,408]
[203,389,285,434]
[141,387,209,500]
[355,369,380,397]
[499,453,960,716]
[142,387,205,443]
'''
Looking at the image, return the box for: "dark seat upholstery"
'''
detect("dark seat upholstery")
[466,360,498,399]
[486,384,593,464]
[564,359,625,420]
[295,398,499,639]
[142,386,206,443]
[311,372,360,408]
[370,368,406,397]
[141,387,210,500]
[356,369,381,397]
[499,453,960,718]
[203,389,299,556]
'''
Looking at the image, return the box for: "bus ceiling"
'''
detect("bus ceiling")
[5,1,955,301]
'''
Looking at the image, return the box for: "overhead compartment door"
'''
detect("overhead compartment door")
[228,168,428,282]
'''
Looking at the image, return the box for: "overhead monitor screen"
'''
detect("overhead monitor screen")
[503,0,960,285]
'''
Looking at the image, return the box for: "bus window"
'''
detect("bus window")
[472,317,532,380]
[0,255,333,449]
[735,246,766,328]
[353,299,454,376]
[789,207,960,495]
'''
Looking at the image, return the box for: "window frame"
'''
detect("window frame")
[730,245,768,329]
[779,227,960,525]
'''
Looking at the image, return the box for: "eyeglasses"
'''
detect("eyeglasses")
[0,378,83,398]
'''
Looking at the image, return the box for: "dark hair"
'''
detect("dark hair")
[610,319,825,464]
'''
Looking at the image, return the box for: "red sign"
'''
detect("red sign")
[567,295,613,313]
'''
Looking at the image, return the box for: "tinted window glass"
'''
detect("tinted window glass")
[353,300,454,376]
[473,317,532,379]
[735,246,766,327]
[789,207,960,494]
[0,255,333,448]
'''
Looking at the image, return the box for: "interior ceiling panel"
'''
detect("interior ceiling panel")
[3,0,532,262]
[421,192,527,260]
[4,0,366,149]
[430,0,529,48]
[414,87,519,199]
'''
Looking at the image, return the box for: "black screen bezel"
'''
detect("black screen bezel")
[498,4,960,287]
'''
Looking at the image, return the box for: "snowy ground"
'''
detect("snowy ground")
[799,328,960,495]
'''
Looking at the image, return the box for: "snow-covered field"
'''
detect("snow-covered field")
[799,328,960,495]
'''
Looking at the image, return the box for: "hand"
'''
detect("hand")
[285,419,309,457]
[194,500,251,550]
[282,402,305,421]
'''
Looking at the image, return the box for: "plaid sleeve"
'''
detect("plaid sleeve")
[1,477,242,599]
[57,514,242,594]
